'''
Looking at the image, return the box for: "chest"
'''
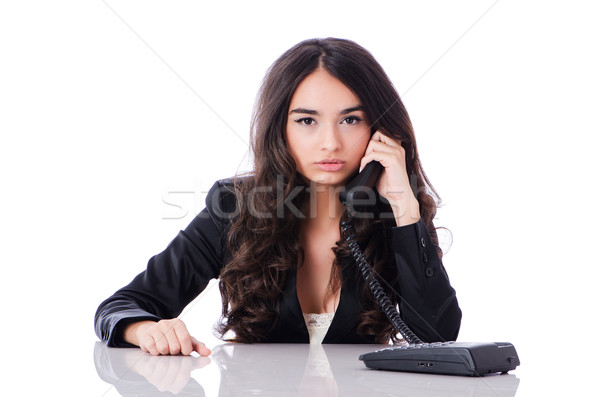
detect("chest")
[295,232,341,314]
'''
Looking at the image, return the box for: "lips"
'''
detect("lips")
[316,159,344,164]
[316,159,345,172]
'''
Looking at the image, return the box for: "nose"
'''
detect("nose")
[319,123,341,152]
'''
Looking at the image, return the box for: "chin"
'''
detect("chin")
[311,173,350,187]
[297,167,357,187]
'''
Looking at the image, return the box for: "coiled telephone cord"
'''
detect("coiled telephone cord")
[340,212,424,345]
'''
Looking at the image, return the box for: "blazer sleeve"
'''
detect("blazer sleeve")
[392,218,462,343]
[94,180,235,347]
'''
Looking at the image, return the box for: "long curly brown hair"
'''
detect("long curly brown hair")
[216,38,441,344]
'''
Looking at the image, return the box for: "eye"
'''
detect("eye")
[294,117,316,126]
[342,116,363,125]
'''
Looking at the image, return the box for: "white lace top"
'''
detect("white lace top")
[303,312,335,344]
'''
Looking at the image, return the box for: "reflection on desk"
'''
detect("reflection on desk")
[94,341,208,395]
[94,342,520,396]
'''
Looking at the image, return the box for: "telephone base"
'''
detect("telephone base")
[359,341,520,376]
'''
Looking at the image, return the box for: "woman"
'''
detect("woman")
[94,37,461,356]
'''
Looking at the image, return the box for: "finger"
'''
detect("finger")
[163,327,182,355]
[153,328,172,355]
[173,322,194,356]
[141,333,161,356]
[372,130,403,148]
[359,151,395,172]
[365,140,403,156]
[192,338,212,356]
[156,320,182,355]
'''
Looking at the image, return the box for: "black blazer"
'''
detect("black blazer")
[95,179,461,346]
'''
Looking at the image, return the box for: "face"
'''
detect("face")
[285,69,371,187]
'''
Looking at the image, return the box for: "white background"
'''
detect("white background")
[1,0,599,395]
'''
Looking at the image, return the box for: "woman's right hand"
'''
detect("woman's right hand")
[124,319,211,356]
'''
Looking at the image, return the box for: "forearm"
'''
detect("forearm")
[392,218,462,342]
[389,196,421,227]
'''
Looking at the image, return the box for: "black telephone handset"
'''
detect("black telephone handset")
[339,160,384,207]
[339,159,520,377]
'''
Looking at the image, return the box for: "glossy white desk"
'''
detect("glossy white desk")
[94,342,519,396]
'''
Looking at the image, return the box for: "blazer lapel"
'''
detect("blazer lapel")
[322,263,360,343]
[271,268,309,343]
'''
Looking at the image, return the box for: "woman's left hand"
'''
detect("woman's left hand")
[359,130,421,227]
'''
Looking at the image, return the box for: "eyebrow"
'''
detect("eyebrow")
[289,105,364,116]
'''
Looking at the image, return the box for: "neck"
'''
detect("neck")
[302,182,346,229]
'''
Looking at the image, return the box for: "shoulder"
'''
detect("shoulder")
[204,175,254,224]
